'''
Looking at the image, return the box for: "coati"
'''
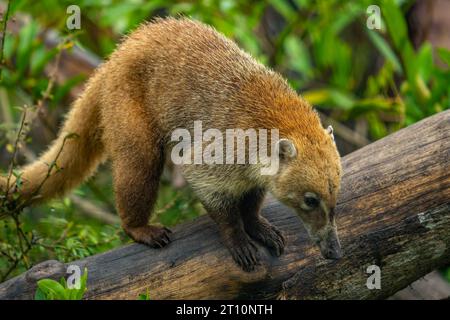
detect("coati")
[0,17,342,271]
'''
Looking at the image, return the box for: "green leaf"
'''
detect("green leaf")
[36,278,67,300]
[2,32,16,61]
[329,90,355,110]
[138,288,150,300]
[34,287,47,300]
[381,0,408,50]
[303,89,355,110]
[367,30,402,73]
[303,89,332,106]
[416,43,433,82]
[367,113,387,139]
[74,268,88,300]
[34,268,87,300]
[17,22,39,76]
[414,74,431,103]
[329,3,361,34]
[30,47,58,76]
[284,36,312,78]
[59,277,67,288]
[381,0,416,79]
[437,48,450,67]
[349,96,402,118]
[268,0,296,21]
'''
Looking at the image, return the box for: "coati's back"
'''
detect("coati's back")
[101,17,315,137]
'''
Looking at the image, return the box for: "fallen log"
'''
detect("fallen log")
[0,110,449,300]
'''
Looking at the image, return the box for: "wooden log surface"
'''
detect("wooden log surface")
[389,271,450,300]
[0,110,449,300]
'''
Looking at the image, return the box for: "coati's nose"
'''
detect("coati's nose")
[318,230,343,260]
[322,246,343,260]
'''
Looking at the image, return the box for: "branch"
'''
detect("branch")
[0,110,448,300]
[70,195,119,225]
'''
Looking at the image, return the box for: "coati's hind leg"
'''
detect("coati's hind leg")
[240,188,286,257]
[109,129,171,248]
[201,192,260,272]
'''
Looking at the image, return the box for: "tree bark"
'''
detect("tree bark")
[0,110,449,300]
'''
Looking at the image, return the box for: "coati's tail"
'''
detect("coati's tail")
[0,87,105,205]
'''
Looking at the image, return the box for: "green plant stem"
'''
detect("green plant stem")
[0,0,11,81]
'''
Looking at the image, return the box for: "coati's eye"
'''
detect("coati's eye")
[302,192,320,210]
[305,195,319,208]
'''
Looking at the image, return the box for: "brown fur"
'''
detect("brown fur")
[0,18,342,271]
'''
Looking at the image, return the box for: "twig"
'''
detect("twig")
[2,107,28,206]
[0,248,14,261]
[36,38,70,114]
[0,0,11,81]
[0,213,35,282]
[0,239,33,282]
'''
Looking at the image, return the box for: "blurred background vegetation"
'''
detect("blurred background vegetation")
[0,0,449,290]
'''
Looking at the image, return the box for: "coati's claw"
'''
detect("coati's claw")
[229,239,260,272]
[125,225,172,248]
[246,219,286,257]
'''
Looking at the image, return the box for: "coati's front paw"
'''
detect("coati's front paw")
[125,225,172,248]
[245,219,285,257]
[228,238,260,272]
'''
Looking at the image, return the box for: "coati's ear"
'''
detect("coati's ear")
[326,125,335,142]
[276,139,297,162]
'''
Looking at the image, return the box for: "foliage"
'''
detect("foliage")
[444,268,450,284]
[0,203,125,280]
[34,268,88,300]
[138,289,151,300]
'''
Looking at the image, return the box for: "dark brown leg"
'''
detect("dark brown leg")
[202,192,260,272]
[110,133,171,248]
[240,188,285,256]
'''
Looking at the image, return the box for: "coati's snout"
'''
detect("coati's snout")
[296,195,343,260]
[314,223,342,260]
